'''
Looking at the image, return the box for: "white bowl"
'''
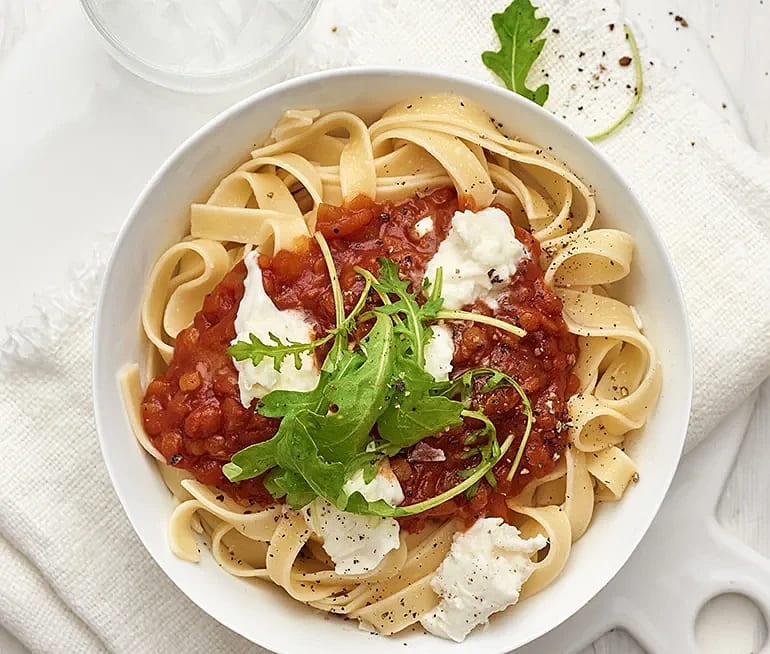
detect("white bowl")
[93,68,692,653]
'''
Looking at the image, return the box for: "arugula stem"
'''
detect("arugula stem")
[392,413,513,517]
[435,310,526,338]
[353,265,406,329]
[483,369,534,482]
[345,278,372,327]
[402,297,425,367]
[393,454,504,517]
[429,267,444,304]
[390,394,533,517]
[314,232,345,329]
[354,266,390,305]
[587,24,643,142]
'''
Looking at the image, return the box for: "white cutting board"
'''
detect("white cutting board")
[1,1,769,652]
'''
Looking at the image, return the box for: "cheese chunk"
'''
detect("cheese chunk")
[424,207,527,310]
[414,216,435,237]
[303,464,404,576]
[423,323,454,382]
[420,517,546,642]
[304,498,400,576]
[343,461,405,506]
[232,253,320,407]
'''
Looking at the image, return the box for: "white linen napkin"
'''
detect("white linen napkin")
[1,1,769,652]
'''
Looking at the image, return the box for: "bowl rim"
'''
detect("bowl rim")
[78,0,320,83]
[92,66,693,653]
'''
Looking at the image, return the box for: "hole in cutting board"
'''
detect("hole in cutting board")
[579,628,647,654]
[696,593,767,654]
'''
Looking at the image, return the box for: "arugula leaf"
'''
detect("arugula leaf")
[379,394,465,447]
[357,261,463,446]
[223,348,372,484]
[264,468,316,508]
[223,315,395,496]
[345,492,396,517]
[223,363,338,482]
[274,411,349,507]
[222,439,278,482]
[313,315,395,462]
[271,318,396,510]
[465,480,481,500]
[256,352,361,419]
[364,258,443,367]
[365,440,404,458]
[228,232,372,376]
[344,450,385,485]
[228,331,333,372]
[377,354,464,447]
[482,0,550,106]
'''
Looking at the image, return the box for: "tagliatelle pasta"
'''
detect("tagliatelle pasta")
[118,93,660,641]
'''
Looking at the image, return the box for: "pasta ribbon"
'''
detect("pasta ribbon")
[510,504,573,600]
[141,239,231,363]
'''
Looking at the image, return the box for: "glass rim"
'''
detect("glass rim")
[79,0,320,83]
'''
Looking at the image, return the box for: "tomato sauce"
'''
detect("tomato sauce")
[141,264,277,505]
[141,187,579,524]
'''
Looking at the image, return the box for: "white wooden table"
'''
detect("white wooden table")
[0,1,768,652]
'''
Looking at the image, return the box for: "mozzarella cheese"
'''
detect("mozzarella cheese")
[424,207,527,310]
[343,460,405,506]
[232,253,320,407]
[303,499,400,576]
[304,463,404,576]
[420,517,547,642]
[424,323,454,382]
[304,499,400,575]
[414,216,435,238]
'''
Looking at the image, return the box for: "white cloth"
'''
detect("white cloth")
[1,1,769,653]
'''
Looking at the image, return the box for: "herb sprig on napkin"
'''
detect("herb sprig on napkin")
[481,0,550,106]
[482,0,644,140]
